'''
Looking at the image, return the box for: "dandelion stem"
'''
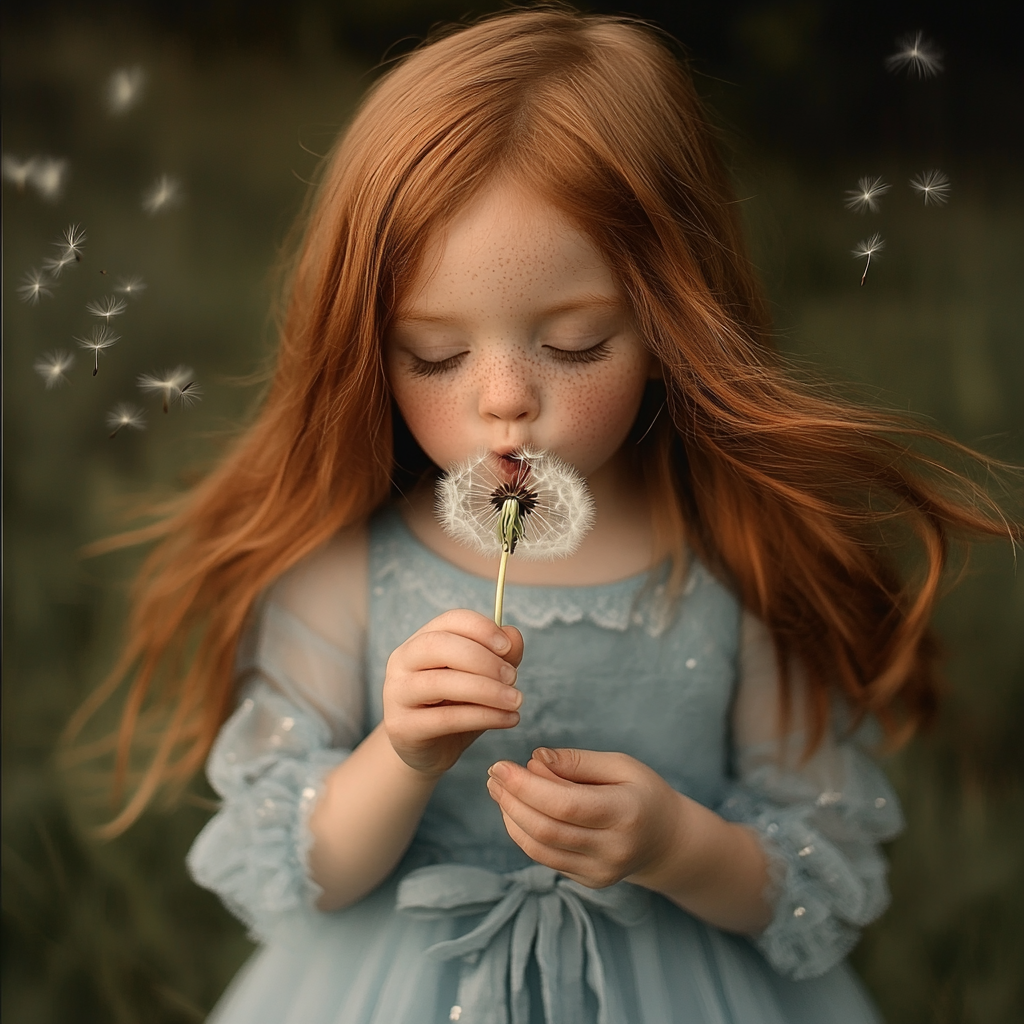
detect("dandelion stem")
[495,546,511,626]
[493,497,524,625]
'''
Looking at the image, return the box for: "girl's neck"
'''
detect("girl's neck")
[398,450,672,586]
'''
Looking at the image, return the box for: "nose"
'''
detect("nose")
[476,351,539,425]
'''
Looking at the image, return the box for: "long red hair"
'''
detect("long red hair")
[72,8,1018,834]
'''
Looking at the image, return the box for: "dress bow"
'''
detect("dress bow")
[396,863,650,1024]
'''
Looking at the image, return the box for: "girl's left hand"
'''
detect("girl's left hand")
[486,747,691,890]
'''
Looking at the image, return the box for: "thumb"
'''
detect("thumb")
[500,625,525,668]
[530,747,629,785]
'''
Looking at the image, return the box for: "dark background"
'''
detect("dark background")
[3,2,1022,1021]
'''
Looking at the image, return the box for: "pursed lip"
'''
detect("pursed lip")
[490,446,533,484]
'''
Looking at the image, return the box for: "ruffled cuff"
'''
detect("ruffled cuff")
[186,681,350,941]
[718,768,903,980]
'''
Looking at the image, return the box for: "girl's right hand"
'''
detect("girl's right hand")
[383,609,524,777]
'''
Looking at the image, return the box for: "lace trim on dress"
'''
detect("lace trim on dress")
[373,532,702,638]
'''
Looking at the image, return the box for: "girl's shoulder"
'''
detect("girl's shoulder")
[270,521,369,647]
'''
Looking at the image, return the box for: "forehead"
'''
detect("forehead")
[397,181,621,320]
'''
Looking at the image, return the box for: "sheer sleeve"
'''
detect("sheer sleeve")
[716,612,904,980]
[186,527,368,940]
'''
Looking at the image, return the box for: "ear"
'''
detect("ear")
[646,352,664,381]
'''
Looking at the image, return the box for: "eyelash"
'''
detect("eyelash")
[409,353,466,378]
[408,339,613,377]
[545,338,613,365]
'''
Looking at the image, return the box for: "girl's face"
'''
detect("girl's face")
[385,181,654,481]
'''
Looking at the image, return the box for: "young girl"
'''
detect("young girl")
[94,9,1015,1023]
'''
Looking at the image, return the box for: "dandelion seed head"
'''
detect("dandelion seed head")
[910,170,951,206]
[115,275,147,297]
[844,176,891,214]
[3,154,37,189]
[34,350,75,389]
[86,295,128,321]
[142,175,183,214]
[106,402,146,433]
[106,66,146,115]
[436,447,595,560]
[885,31,943,78]
[18,269,53,305]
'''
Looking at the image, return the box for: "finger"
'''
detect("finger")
[498,809,608,884]
[486,777,595,854]
[500,626,525,669]
[525,756,563,782]
[487,761,621,828]
[407,670,523,712]
[531,747,636,785]
[411,609,514,657]
[401,630,518,684]
[405,704,520,738]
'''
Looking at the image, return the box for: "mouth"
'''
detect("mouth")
[491,448,532,485]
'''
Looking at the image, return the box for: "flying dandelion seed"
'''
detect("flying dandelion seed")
[18,269,53,305]
[175,380,203,408]
[34,350,75,389]
[29,157,69,201]
[62,223,87,258]
[844,176,891,214]
[138,366,192,413]
[437,447,595,624]
[885,31,943,78]
[142,175,182,214]
[852,233,885,286]
[2,154,37,189]
[910,170,951,206]
[46,222,87,273]
[75,325,119,375]
[86,296,128,322]
[115,275,147,297]
[42,250,76,277]
[106,66,146,115]
[43,224,85,276]
[106,402,146,438]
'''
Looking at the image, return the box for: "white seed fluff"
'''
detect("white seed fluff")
[436,447,595,561]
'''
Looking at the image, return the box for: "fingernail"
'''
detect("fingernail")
[492,632,511,653]
[500,662,517,685]
[488,762,509,781]
[534,747,555,764]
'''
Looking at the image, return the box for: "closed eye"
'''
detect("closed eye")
[543,338,613,364]
[408,351,469,378]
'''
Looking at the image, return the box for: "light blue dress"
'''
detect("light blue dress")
[188,505,901,1023]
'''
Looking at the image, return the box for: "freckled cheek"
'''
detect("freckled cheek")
[392,380,464,464]
[548,369,647,463]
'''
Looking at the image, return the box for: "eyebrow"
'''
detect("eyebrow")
[391,293,623,327]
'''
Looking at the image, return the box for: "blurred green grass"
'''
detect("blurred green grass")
[3,9,1022,1023]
